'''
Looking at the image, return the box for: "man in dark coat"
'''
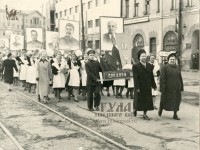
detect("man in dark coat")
[85,49,102,111]
[159,53,184,120]
[132,49,156,120]
[2,53,18,91]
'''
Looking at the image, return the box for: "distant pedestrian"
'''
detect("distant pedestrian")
[2,53,18,91]
[132,49,157,120]
[159,53,184,120]
[85,49,102,111]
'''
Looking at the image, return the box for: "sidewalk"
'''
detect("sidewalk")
[181,71,199,93]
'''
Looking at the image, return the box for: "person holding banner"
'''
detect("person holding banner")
[85,49,102,111]
[132,49,157,120]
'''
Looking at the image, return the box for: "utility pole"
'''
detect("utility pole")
[177,0,182,66]
[80,0,86,52]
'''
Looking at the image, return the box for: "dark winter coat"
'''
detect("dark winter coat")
[2,59,18,84]
[85,59,102,86]
[132,62,156,111]
[159,64,184,111]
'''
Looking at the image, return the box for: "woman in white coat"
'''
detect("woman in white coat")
[52,55,68,101]
[67,53,81,102]
[80,53,88,101]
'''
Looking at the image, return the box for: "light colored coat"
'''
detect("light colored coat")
[36,60,52,98]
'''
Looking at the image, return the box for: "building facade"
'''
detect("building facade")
[122,0,199,70]
[53,0,199,70]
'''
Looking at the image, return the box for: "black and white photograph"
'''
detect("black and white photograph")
[26,28,43,50]
[59,20,80,50]
[0,0,199,150]
[10,34,24,50]
[100,16,124,51]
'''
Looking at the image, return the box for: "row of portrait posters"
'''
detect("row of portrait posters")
[1,17,132,67]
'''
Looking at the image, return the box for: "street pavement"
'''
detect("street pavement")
[0,71,199,150]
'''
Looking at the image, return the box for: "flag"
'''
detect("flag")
[175,18,179,33]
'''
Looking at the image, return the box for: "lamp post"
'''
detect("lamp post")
[80,0,86,52]
[177,0,182,67]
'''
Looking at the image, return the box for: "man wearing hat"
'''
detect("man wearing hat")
[2,53,18,91]
[132,49,157,120]
[85,49,102,111]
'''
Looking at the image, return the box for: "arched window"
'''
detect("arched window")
[133,34,144,50]
[163,31,177,52]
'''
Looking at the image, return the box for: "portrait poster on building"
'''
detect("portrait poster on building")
[100,16,124,51]
[5,30,13,38]
[46,31,59,56]
[26,28,43,51]
[59,20,80,50]
[10,34,24,50]
[0,38,9,52]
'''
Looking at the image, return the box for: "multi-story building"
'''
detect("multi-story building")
[54,0,121,49]
[121,0,199,70]
[53,0,199,70]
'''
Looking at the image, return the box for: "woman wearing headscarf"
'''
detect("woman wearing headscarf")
[132,49,157,120]
[159,53,183,120]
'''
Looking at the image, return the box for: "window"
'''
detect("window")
[64,9,67,16]
[83,3,86,11]
[88,20,93,28]
[17,25,19,29]
[60,11,62,18]
[144,0,150,15]
[171,0,176,10]
[134,0,139,17]
[75,5,79,13]
[95,0,100,6]
[33,17,39,25]
[55,13,58,19]
[150,38,157,54]
[133,34,144,50]
[95,40,100,49]
[70,8,73,14]
[186,0,193,7]
[88,1,92,9]
[125,0,129,18]
[163,31,178,52]
[30,20,32,24]
[157,0,160,13]
[95,19,100,27]
[104,0,109,4]
[21,25,23,29]
[88,41,93,48]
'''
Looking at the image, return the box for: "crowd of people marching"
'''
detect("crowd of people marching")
[0,48,183,120]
